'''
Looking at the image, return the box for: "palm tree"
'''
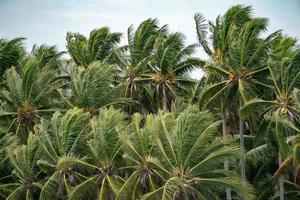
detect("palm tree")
[113,18,166,113]
[28,44,65,69]
[0,131,17,198]
[144,32,203,110]
[142,106,255,199]
[0,59,63,141]
[66,27,121,66]
[0,37,25,77]
[194,8,254,198]
[35,108,92,200]
[240,36,300,200]
[68,107,127,200]
[116,113,165,199]
[0,134,42,199]
[194,5,252,66]
[273,115,300,187]
[60,61,125,112]
[199,16,279,191]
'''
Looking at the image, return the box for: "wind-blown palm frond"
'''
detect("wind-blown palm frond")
[28,44,65,69]
[66,27,121,66]
[62,61,124,112]
[194,13,212,56]
[146,32,202,110]
[0,37,25,77]
[112,18,166,113]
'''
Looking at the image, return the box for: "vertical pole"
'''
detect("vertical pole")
[239,97,247,200]
[279,152,285,200]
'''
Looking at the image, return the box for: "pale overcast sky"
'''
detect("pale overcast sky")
[0,0,299,78]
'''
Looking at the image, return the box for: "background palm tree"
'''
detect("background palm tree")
[262,111,300,199]
[194,8,253,199]
[199,17,279,191]
[60,61,124,112]
[0,37,25,77]
[27,44,65,69]
[66,27,122,66]
[113,18,166,113]
[144,32,203,110]
[240,36,300,200]
[273,88,300,186]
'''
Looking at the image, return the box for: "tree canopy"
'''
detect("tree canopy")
[0,4,299,200]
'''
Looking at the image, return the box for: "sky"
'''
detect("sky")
[0,0,300,79]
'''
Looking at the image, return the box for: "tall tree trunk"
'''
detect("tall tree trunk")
[221,112,232,200]
[239,98,247,200]
[126,81,133,114]
[239,98,246,181]
[279,152,285,200]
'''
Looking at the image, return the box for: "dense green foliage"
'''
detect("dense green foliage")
[0,4,300,200]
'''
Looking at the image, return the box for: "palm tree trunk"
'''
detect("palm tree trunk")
[239,97,247,200]
[221,112,232,200]
[239,98,246,181]
[279,152,285,200]
[125,81,133,114]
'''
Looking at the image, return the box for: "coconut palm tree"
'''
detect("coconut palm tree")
[66,27,121,66]
[0,134,42,200]
[144,32,203,110]
[27,44,65,69]
[259,111,300,199]
[0,59,63,141]
[0,131,18,198]
[59,61,126,112]
[68,107,128,200]
[199,17,279,191]
[0,37,25,77]
[35,108,92,200]
[113,18,167,113]
[244,85,300,197]
[194,5,252,66]
[194,7,254,199]
[240,39,300,122]
[116,113,165,199]
[240,36,300,200]
[141,106,255,200]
